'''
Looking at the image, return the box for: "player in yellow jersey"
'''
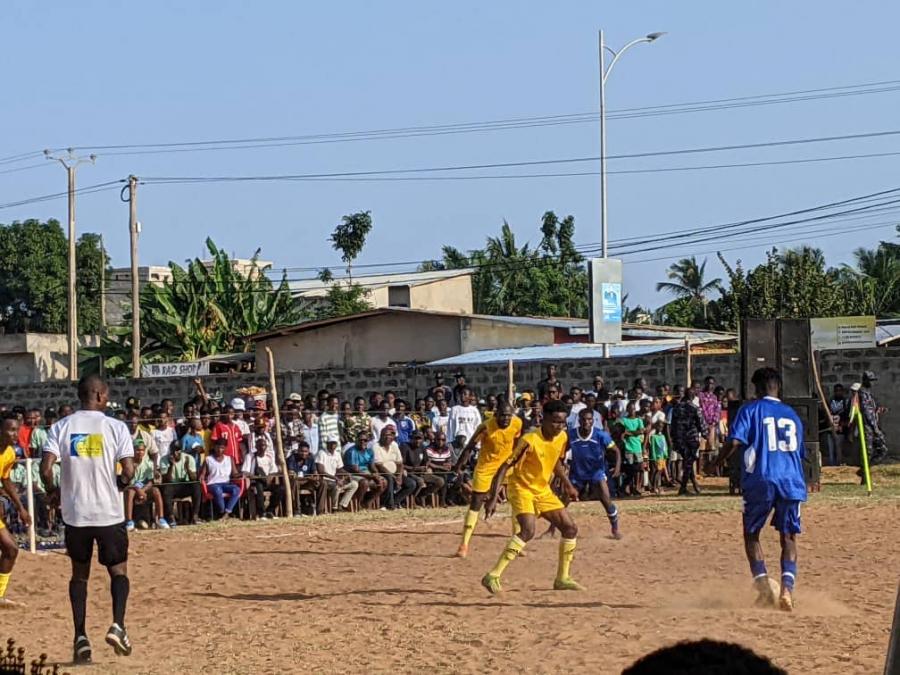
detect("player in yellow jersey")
[452,404,523,557]
[481,400,581,594]
[0,414,30,609]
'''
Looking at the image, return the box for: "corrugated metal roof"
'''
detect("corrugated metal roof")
[289,268,474,297]
[427,338,735,366]
[876,320,900,345]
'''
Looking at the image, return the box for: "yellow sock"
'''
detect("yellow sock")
[461,509,479,547]
[0,572,10,599]
[489,535,526,578]
[556,538,577,581]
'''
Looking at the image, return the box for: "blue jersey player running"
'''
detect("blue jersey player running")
[568,408,622,539]
[719,367,807,612]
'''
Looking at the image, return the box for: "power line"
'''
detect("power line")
[0,180,124,211]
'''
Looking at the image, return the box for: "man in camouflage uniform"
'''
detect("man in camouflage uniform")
[856,371,888,471]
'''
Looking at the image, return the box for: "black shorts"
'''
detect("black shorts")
[64,521,129,567]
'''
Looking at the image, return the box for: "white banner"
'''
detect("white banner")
[141,361,210,378]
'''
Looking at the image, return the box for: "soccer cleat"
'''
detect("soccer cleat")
[455,543,469,558]
[73,635,92,664]
[753,576,779,608]
[779,587,794,612]
[553,577,585,591]
[105,623,133,656]
[0,597,26,610]
[481,574,502,595]
[125,520,135,532]
[610,521,622,540]
[157,518,171,530]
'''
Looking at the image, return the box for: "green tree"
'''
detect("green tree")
[837,240,900,317]
[330,211,373,280]
[0,219,106,334]
[309,267,373,319]
[421,211,588,317]
[90,239,301,374]
[656,256,721,322]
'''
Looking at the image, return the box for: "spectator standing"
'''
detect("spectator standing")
[17,409,39,457]
[618,402,645,497]
[318,396,341,452]
[160,442,201,525]
[411,399,432,434]
[671,385,708,496]
[697,377,721,474]
[448,388,482,447]
[371,401,398,444]
[211,407,244,468]
[343,397,372,446]
[180,417,206,471]
[824,384,849,466]
[431,399,451,437]
[243,436,285,519]
[858,371,888,465]
[537,364,561,401]
[298,409,320,460]
[151,412,177,466]
[430,373,454,403]
[394,400,416,446]
[452,373,468,406]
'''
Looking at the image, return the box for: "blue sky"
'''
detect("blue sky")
[2,1,899,309]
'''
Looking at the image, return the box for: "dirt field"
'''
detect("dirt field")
[5,467,899,674]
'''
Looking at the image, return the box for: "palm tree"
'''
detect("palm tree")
[838,244,900,317]
[656,256,722,321]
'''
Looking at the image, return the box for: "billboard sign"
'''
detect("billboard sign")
[589,258,623,344]
[141,361,210,378]
[810,316,876,350]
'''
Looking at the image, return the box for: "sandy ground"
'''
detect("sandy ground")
[4,471,899,674]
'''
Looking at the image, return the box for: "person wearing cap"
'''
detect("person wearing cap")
[316,437,358,511]
[856,372,889,467]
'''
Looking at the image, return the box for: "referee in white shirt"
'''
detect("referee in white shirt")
[41,375,136,665]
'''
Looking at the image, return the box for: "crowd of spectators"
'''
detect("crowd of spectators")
[2,362,884,534]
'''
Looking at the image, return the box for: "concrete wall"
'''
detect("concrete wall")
[461,317,553,352]
[1,348,896,452]
[256,313,463,371]
[0,333,78,384]
[410,276,473,314]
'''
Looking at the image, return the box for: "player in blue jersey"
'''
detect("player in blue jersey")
[718,367,807,612]
[568,408,622,538]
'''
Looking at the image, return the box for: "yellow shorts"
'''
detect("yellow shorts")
[472,458,505,493]
[508,483,564,517]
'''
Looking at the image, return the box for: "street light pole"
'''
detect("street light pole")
[44,149,96,381]
[598,30,665,357]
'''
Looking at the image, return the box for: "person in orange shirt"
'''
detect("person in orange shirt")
[17,409,40,458]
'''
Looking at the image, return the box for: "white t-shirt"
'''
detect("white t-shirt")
[314,449,343,477]
[44,410,134,528]
[371,416,397,444]
[205,455,234,485]
[372,442,403,474]
[153,426,177,461]
[448,405,482,444]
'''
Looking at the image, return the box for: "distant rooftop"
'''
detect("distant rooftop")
[288,268,474,298]
[427,337,737,366]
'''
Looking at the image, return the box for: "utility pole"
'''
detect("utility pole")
[44,149,96,381]
[125,176,141,378]
[99,234,106,333]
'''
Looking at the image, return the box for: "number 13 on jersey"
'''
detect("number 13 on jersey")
[762,417,798,452]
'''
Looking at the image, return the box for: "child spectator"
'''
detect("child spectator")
[649,420,669,495]
[618,402,645,497]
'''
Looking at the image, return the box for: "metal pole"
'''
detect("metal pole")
[128,176,141,378]
[67,165,78,380]
[599,30,610,358]
[25,457,36,554]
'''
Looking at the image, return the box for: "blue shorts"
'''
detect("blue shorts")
[571,471,606,488]
[742,496,802,534]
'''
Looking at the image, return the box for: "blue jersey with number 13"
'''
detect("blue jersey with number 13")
[728,397,807,502]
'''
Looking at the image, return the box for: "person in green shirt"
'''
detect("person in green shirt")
[10,458,55,533]
[125,441,168,531]
[618,402,645,497]
[648,420,669,495]
[160,442,201,526]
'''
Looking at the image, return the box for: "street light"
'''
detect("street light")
[598,29,665,356]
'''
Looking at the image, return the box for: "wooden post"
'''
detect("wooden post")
[809,347,833,492]
[684,337,692,390]
[265,347,294,518]
[884,582,900,675]
[507,359,514,403]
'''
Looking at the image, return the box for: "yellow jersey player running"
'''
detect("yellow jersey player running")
[481,400,582,594]
[453,403,523,558]
[0,414,31,609]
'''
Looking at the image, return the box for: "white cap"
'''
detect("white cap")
[230,397,246,411]
[850,382,862,392]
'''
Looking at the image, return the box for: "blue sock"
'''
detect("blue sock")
[606,505,618,521]
[781,560,797,590]
[750,560,768,580]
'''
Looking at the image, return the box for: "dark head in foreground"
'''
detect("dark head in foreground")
[622,639,786,675]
